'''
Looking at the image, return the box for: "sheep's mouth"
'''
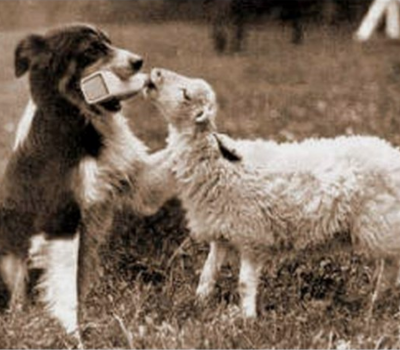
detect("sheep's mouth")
[146,80,157,91]
[147,79,157,90]
[144,78,158,99]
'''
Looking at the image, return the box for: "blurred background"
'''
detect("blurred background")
[0,0,374,53]
[3,0,395,162]
[0,0,371,30]
[3,2,400,348]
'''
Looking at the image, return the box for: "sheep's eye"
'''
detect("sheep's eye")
[181,88,191,101]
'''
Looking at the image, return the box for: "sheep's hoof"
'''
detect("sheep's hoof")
[242,312,257,324]
[241,306,257,320]
[194,294,210,308]
[195,284,214,303]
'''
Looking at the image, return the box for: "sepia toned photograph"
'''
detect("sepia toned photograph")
[1,0,400,348]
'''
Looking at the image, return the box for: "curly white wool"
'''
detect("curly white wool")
[153,68,400,318]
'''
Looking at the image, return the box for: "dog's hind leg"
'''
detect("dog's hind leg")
[0,253,27,311]
[37,233,80,340]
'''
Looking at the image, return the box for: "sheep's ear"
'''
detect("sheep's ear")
[195,110,209,124]
[195,104,216,124]
[15,34,47,77]
[214,133,242,162]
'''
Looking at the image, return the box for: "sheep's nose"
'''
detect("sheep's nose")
[153,68,162,77]
[151,68,164,83]
[129,57,143,72]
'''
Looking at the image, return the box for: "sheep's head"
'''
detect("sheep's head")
[145,68,217,131]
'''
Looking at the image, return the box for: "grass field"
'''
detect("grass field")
[2,21,400,348]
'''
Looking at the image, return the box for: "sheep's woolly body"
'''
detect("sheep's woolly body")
[148,67,400,318]
[168,129,400,257]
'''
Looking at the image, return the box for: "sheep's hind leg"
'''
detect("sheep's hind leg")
[196,241,228,301]
[238,252,262,319]
[392,259,400,287]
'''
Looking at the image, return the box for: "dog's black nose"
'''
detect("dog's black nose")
[130,58,143,72]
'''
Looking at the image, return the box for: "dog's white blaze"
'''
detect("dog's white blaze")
[108,48,141,78]
[14,99,36,151]
[37,234,79,334]
[113,48,139,67]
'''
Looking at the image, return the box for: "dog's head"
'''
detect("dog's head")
[145,68,217,131]
[15,23,143,114]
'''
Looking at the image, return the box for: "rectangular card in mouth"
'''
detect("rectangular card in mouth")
[81,71,148,104]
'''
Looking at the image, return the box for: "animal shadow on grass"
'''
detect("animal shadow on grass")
[0,280,8,311]
[257,233,385,319]
[104,209,400,326]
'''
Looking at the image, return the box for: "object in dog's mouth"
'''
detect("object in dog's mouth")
[81,71,148,105]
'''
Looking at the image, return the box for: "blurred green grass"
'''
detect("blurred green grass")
[2,21,400,348]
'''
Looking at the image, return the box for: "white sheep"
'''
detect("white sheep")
[145,68,400,318]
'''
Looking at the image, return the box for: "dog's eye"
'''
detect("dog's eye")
[81,42,109,62]
[181,88,191,101]
[88,42,108,56]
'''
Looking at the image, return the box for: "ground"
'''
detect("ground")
[1,22,400,348]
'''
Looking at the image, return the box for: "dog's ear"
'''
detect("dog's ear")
[15,34,47,78]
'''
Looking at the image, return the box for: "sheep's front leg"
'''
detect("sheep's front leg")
[238,252,262,319]
[196,241,228,300]
[130,148,176,216]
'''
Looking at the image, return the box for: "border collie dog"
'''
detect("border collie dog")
[0,24,165,338]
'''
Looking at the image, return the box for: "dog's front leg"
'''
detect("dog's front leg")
[0,253,27,311]
[77,206,113,302]
[37,234,80,338]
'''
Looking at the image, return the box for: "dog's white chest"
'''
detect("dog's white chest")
[75,157,110,207]
[14,99,36,151]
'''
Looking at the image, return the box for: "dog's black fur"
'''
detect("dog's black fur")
[0,23,145,336]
